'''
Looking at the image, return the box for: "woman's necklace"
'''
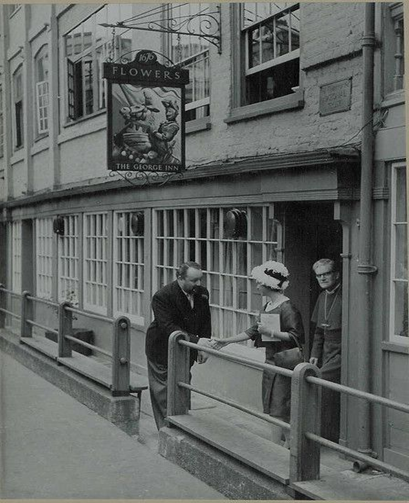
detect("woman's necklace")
[322,287,340,330]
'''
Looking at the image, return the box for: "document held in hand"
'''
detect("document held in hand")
[259,313,281,341]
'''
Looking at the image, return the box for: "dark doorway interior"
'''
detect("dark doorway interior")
[279,202,343,356]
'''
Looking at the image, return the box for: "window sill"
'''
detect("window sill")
[225,90,304,124]
[59,110,107,145]
[380,91,405,110]
[186,117,212,134]
[28,22,49,43]
[31,137,49,156]
[63,108,106,129]
[10,148,24,165]
[7,45,23,62]
[381,341,409,354]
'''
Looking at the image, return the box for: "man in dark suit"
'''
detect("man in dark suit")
[145,261,212,429]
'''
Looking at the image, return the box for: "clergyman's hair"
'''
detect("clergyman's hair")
[176,261,202,279]
[312,258,337,273]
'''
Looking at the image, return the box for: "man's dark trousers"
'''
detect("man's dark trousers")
[145,280,211,429]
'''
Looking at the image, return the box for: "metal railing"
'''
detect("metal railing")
[0,285,131,397]
[0,286,22,323]
[168,331,409,486]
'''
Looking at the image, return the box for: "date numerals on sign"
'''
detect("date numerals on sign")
[136,51,157,65]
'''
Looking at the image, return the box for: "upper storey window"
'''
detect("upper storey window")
[384,3,405,95]
[241,3,300,104]
[167,3,211,122]
[35,45,49,135]
[390,3,404,92]
[13,68,24,149]
[64,5,132,122]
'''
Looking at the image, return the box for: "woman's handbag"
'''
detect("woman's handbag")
[273,334,305,370]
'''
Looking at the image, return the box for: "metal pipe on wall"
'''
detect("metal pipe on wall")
[356,2,377,456]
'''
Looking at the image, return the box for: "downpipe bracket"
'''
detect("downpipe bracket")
[357,264,378,275]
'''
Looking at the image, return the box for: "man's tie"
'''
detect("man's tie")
[187,293,194,309]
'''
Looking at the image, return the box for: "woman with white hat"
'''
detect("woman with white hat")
[212,260,304,447]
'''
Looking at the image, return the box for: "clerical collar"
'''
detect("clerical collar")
[326,283,341,295]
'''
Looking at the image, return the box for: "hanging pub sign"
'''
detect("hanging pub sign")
[104,51,189,173]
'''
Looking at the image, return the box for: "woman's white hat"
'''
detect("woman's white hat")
[251,260,290,291]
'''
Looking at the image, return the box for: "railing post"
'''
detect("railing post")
[167,330,190,418]
[20,291,33,339]
[58,301,73,358]
[111,316,131,397]
[0,284,5,329]
[290,362,322,483]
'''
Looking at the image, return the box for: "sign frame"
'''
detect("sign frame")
[104,51,189,174]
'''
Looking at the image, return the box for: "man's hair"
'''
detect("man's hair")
[176,261,202,279]
[312,258,337,273]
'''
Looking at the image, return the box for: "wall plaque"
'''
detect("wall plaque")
[319,78,352,116]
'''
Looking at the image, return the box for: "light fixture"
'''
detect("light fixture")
[224,208,247,239]
[130,212,144,236]
[53,216,65,235]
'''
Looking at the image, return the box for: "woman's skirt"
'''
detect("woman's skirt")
[262,358,291,422]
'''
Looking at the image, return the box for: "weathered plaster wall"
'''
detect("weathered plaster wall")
[185,2,364,166]
[32,148,53,193]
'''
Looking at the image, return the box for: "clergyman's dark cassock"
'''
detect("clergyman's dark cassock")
[145,280,211,429]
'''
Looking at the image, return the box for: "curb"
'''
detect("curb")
[158,426,293,500]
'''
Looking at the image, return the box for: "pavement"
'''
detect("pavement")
[0,350,225,499]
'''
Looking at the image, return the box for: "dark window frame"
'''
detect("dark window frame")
[13,68,24,149]
[228,3,303,123]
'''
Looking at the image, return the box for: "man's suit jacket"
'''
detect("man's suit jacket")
[145,280,211,366]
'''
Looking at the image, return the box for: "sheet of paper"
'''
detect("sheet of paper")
[259,313,281,342]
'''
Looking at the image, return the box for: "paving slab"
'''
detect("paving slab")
[0,350,225,499]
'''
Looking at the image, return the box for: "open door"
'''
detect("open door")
[280,202,343,357]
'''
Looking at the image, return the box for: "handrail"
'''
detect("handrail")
[180,339,293,378]
[306,432,409,483]
[179,381,290,430]
[65,306,113,324]
[0,307,21,319]
[26,295,59,308]
[26,320,58,335]
[0,286,21,297]
[64,335,113,359]
[168,333,409,487]
[0,287,131,397]
[187,340,409,414]
[306,375,409,414]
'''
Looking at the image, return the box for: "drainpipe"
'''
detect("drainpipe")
[356,2,377,461]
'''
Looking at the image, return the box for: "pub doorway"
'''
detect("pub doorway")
[279,202,343,357]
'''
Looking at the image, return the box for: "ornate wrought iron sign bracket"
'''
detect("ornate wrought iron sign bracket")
[100,4,221,54]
